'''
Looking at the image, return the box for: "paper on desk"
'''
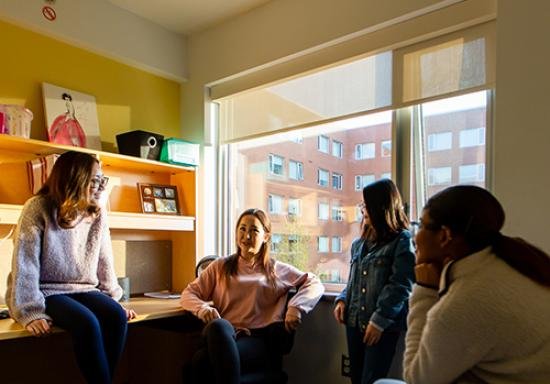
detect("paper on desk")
[143,291,181,299]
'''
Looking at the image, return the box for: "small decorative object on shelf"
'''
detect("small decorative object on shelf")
[160,138,199,166]
[116,130,164,160]
[138,183,180,215]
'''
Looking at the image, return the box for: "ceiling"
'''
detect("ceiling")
[107,0,272,35]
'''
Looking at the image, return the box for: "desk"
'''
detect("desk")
[0,297,186,340]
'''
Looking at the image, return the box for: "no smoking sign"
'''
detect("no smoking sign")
[42,5,56,21]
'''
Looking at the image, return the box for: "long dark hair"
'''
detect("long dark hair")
[361,179,409,244]
[425,185,550,287]
[222,208,276,287]
[38,151,100,228]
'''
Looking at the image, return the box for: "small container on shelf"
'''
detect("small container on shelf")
[160,138,199,167]
[0,104,33,138]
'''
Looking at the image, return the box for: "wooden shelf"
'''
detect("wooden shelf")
[0,298,186,340]
[0,204,194,231]
[0,134,195,174]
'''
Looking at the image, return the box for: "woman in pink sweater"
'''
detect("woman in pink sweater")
[180,208,324,384]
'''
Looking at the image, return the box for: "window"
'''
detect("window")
[332,172,343,190]
[381,140,392,157]
[331,237,343,253]
[290,134,303,143]
[460,127,486,148]
[355,174,375,191]
[331,206,344,221]
[318,236,329,253]
[271,234,282,253]
[332,140,343,158]
[355,143,375,159]
[318,169,329,187]
[459,163,485,183]
[268,194,283,214]
[318,202,329,220]
[428,167,452,186]
[216,22,494,287]
[318,135,329,153]
[268,154,284,175]
[381,172,391,180]
[289,160,304,180]
[288,198,301,216]
[427,132,452,151]
[355,205,363,222]
[288,234,299,252]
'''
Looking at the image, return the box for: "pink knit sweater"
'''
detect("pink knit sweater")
[180,256,324,330]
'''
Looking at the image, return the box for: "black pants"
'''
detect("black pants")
[45,291,128,384]
[191,318,293,384]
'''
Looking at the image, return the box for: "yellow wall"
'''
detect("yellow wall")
[0,19,182,149]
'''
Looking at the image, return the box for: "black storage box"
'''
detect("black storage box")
[116,130,164,161]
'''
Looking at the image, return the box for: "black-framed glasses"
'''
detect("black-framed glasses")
[90,175,109,190]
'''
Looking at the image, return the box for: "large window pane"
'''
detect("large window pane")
[411,90,488,220]
[225,111,392,284]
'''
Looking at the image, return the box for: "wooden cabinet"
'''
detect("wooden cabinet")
[0,134,197,293]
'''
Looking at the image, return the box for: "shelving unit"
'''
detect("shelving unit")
[0,134,198,293]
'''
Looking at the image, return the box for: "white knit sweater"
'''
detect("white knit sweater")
[5,195,122,326]
[404,247,550,384]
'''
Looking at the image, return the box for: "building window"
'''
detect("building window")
[318,135,329,153]
[428,167,452,186]
[289,160,304,180]
[459,163,485,183]
[268,194,283,214]
[332,140,343,158]
[459,127,486,148]
[318,169,329,187]
[288,234,299,252]
[318,202,329,220]
[355,205,363,222]
[332,172,343,190]
[268,154,284,175]
[381,172,391,180]
[318,236,329,253]
[381,140,392,157]
[427,132,452,152]
[355,143,375,159]
[331,236,343,253]
[355,174,375,191]
[271,234,282,253]
[288,198,301,216]
[331,206,344,221]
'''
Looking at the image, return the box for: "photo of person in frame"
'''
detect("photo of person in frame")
[153,188,164,198]
[164,188,175,199]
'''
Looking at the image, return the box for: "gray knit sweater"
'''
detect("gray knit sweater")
[6,195,122,326]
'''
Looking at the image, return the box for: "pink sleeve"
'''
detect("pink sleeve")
[180,259,221,316]
[276,262,325,315]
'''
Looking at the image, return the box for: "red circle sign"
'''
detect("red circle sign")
[42,6,56,21]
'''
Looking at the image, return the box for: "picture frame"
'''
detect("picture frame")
[138,183,180,215]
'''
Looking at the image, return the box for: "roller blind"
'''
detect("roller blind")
[216,16,495,144]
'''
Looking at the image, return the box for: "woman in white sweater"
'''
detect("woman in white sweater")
[376,185,550,384]
[6,151,136,384]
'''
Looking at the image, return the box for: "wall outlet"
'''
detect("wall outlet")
[341,354,351,377]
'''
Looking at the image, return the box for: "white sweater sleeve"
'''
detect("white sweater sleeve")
[404,285,494,384]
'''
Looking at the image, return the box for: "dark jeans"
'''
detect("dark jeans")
[346,326,401,384]
[45,291,128,384]
[192,318,293,384]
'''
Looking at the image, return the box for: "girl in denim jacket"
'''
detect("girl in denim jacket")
[334,179,415,384]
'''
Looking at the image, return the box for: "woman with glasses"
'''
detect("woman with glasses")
[6,150,136,384]
[334,179,416,384]
[375,185,550,384]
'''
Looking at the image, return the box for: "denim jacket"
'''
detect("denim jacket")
[336,230,415,332]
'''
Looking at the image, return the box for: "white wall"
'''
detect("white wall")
[494,0,550,252]
[0,0,187,82]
